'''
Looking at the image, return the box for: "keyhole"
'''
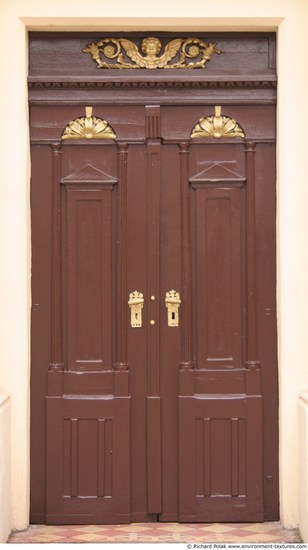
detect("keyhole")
[135,313,139,320]
[172,312,175,320]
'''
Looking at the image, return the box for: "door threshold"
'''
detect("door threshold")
[8,522,300,544]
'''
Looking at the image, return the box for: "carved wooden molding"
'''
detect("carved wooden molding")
[83,37,221,70]
[114,143,129,373]
[61,106,116,140]
[28,80,277,90]
[245,141,261,376]
[191,106,245,139]
[48,143,64,396]
[178,141,194,373]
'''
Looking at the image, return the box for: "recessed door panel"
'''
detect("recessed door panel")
[179,396,263,521]
[194,185,243,368]
[46,397,130,524]
[66,188,113,370]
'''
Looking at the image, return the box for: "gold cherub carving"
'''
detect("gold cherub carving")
[83,37,221,70]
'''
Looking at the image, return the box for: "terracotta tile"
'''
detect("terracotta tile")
[115,524,152,532]
[8,522,301,544]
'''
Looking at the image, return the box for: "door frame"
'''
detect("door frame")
[3,8,307,529]
[28,30,278,524]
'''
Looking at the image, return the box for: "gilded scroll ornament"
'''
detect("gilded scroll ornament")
[61,106,116,140]
[83,37,221,70]
[191,106,245,139]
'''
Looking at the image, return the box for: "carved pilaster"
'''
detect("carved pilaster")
[145,105,161,139]
[178,142,194,397]
[245,141,261,394]
[48,143,64,396]
[179,142,194,371]
[114,143,129,376]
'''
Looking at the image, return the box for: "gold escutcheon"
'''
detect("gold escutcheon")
[165,290,181,327]
[128,291,144,328]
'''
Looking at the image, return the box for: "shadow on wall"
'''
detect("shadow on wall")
[299,392,308,543]
[0,390,11,542]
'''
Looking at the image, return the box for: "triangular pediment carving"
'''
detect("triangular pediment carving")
[61,162,117,184]
[190,161,245,183]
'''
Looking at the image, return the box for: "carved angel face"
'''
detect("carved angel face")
[141,37,162,56]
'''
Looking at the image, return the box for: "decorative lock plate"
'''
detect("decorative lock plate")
[128,291,144,328]
[165,290,181,327]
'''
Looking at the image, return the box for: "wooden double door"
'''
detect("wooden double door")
[30,32,278,525]
[31,102,278,524]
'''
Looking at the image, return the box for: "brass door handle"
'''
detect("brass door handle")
[128,291,144,328]
[165,290,181,327]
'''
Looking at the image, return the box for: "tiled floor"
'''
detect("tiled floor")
[8,522,301,544]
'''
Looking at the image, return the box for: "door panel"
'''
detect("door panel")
[30,43,278,521]
[194,185,243,368]
[159,143,182,521]
[66,188,113,370]
[45,140,132,523]
[158,122,264,520]
[46,397,130,523]
[126,144,153,520]
[179,396,263,521]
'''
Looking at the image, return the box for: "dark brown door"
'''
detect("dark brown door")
[30,33,278,525]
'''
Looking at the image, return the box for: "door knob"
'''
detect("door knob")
[165,290,181,327]
[128,291,144,328]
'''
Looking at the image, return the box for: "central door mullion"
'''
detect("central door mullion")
[147,139,161,396]
[145,105,162,515]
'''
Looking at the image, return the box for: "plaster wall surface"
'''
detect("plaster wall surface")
[0,0,308,531]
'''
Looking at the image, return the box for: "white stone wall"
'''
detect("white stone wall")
[0,0,308,531]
